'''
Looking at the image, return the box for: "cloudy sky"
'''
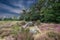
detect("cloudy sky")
[0,0,37,18]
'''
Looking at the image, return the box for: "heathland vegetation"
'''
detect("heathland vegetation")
[0,0,60,40]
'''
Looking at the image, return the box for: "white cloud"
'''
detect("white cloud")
[0,0,35,14]
[27,0,36,4]
[0,3,24,14]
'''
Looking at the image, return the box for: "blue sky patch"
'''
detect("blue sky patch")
[0,0,37,17]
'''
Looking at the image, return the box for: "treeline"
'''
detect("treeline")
[19,0,60,23]
[0,18,20,21]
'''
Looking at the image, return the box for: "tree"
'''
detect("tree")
[20,0,60,23]
[41,0,60,23]
[31,0,60,23]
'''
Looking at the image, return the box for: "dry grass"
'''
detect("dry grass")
[0,21,60,40]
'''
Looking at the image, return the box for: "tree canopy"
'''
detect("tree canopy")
[20,0,60,23]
